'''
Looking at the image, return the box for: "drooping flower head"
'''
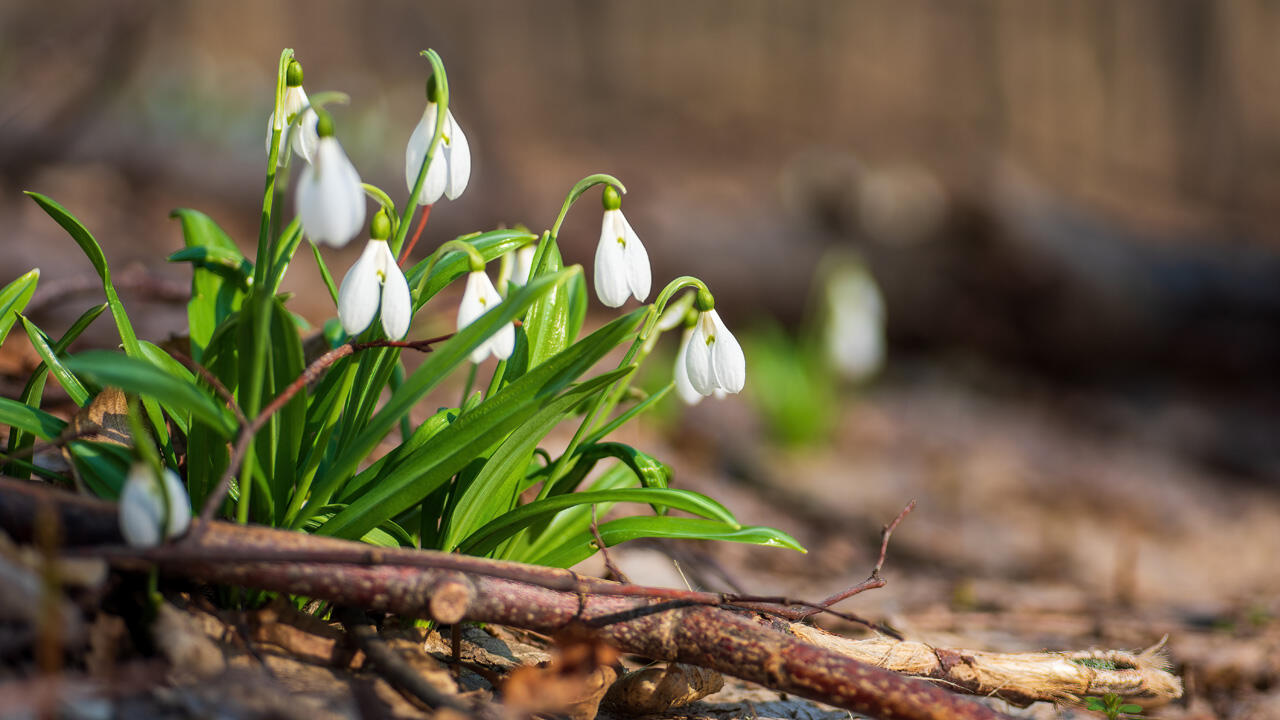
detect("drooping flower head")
[296,112,366,248]
[266,59,319,166]
[406,73,470,206]
[594,185,650,308]
[508,243,537,288]
[681,289,745,397]
[457,267,515,364]
[337,210,412,339]
[119,462,191,548]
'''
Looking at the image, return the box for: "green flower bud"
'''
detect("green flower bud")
[286,60,304,88]
[370,209,391,240]
[316,110,334,138]
[426,74,441,104]
[602,185,622,211]
[694,287,715,312]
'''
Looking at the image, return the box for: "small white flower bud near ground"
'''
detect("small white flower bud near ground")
[119,463,191,548]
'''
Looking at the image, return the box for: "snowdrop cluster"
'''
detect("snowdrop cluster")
[279,54,745,401]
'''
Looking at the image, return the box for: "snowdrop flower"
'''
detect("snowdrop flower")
[119,463,191,548]
[405,76,470,205]
[674,327,705,405]
[682,305,745,397]
[265,60,318,166]
[296,113,366,247]
[594,185,650,308]
[337,211,412,339]
[508,244,537,288]
[823,259,885,382]
[457,270,515,363]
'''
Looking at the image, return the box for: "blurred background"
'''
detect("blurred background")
[3,2,1280,714]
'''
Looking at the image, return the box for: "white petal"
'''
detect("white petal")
[406,104,447,205]
[379,255,413,340]
[684,314,716,396]
[487,320,516,361]
[457,271,493,331]
[510,244,536,287]
[674,328,703,405]
[619,212,651,302]
[119,466,163,548]
[297,137,366,247]
[119,464,190,547]
[707,310,746,393]
[291,108,319,164]
[160,468,192,538]
[594,211,630,308]
[443,109,471,201]
[338,241,383,336]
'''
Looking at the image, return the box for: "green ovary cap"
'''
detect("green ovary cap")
[316,111,334,138]
[694,287,715,312]
[371,210,391,240]
[602,185,622,211]
[286,60,304,87]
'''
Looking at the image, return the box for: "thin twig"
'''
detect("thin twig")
[798,500,916,619]
[165,347,248,427]
[590,505,630,584]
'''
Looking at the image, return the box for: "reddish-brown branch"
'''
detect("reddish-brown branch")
[0,479,1011,720]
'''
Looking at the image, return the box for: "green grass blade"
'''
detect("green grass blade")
[19,315,89,407]
[522,239,573,369]
[0,397,67,441]
[458,487,737,556]
[441,367,632,552]
[0,269,40,347]
[533,516,806,569]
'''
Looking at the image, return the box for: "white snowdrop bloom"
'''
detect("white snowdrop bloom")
[674,327,704,405]
[338,239,412,339]
[119,463,191,548]
[824,262,886,382]
[405,102,470,205]
[457,271,515,363]
[682,309,746,396]
[508,244,537,288]
[266,84,319,166]
[296,126,366,248]
[593,186,650,307]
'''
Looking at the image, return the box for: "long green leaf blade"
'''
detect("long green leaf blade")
[0,397,67,441]
[458,488,737,556]
[19,315,90,406]
[533,516,806,569]
[0,269,40,347]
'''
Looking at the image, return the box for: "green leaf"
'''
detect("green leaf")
[0,397,67,441]
[63,351,236,438]
[441,367,633,552]
[26,193,108,279]
[513,462,638,561]
[523,240,572,368]
[583,383,673,445]
[0,269,40,347]
[27,192,173,461]
[406,230,537,310]
[310,268,580,510]
[533,516,806,569]
[313,305,646,539]
[458,487,737,556]
[170,209,250,363]
[5,303,106,477]
[20,315,90,407]
[67,439,133,499]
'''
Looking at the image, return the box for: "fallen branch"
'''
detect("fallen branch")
[0,478,1181,717]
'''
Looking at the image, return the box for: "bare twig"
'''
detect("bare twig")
[398,204,432,266]
[797,500,916,619]
[590,505,630,584]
